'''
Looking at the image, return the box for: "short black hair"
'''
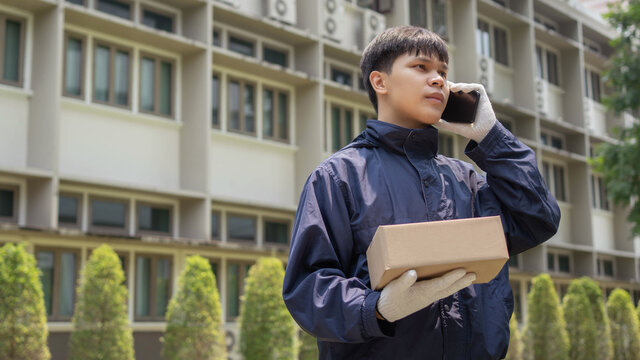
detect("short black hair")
[360,25,449,113]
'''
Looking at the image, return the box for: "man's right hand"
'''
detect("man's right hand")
[376,268,476,323]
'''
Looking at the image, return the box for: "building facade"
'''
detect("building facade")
[0,0,638,359]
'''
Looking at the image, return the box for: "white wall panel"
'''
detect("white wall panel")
[548,201,572,244]
[592,210,615,251]
[0,92,28,169]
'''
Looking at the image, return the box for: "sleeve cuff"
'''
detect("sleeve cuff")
[362,291,395,338]
[464,121,508,165]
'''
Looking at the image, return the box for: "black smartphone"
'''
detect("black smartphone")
[441,90,480,123]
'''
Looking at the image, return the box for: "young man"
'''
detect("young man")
[283,26,560,359]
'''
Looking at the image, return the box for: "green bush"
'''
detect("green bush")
[69,244,133,360]
[578,277,613,360]
[240,257,297,360]
[298,329,318,360]
[0,243,50,360]
[606,288,640,360]
[504,315,522,360]
[562,280,597,360]
[162,255,226,360]
[522,273,569,360]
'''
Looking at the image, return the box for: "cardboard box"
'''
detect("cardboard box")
[366,216,508,290]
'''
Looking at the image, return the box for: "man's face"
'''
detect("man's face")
[378,52,449,128]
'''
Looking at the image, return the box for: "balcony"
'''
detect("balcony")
[536,78,564,122]
[584,98,608,136]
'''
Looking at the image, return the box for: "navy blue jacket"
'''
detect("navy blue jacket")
[283,120,560,359]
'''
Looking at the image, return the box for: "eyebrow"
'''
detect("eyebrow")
[413,57,449,71]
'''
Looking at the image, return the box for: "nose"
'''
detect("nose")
[429,73,445,87]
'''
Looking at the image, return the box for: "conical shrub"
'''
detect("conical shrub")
[162,255,226,360]
[0,243,50,360]
[69,244,133,360]
[606,288,640,360]
[522,273,569,360]
[239,257,297,360]
[578,277,613,360]
[562,279,596,360]
[504,315,523,360]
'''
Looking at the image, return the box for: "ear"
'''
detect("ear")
[369,70,388,95]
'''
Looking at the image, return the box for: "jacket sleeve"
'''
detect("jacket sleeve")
[282,165,393,343]
[465,121,561,255]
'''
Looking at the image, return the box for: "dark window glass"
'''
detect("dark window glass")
[3,19,21,83]
[94,45,110,102]
[598,177,609,211]
[546,51,559,86]
[432,0,448,40]
[213,29,221,46]
[331,67,352,86]
[542,162,550,188]
[155,258,170,316]
[591,176,597,208]
[228,215,256,241]
[96,0,131,19]
[359,114,368,132]
[265,221,288,244]
[603,260,613,277]
[510,281,521,321]
[344,110,353,146]
[226,263,240,318]
[0,189,14,218]
[540,132,548,145]
[591,71,601,103]
[142,9,173,32]
[547,253,555,271]
[476,20,490,58]
[59,252,76,316]
[211,212,220,239]
[508,255,519,268]
[244,83,255,133]
[558,255,570,273]
[332,106,341,152]
[264,47,287,67]
[159,61,172,115]
[550,136,563,150]
[138,205,170,233]
[553,165,566,202]
[263,89,274,137]
[65,36,83,96]
[140,57,155,111]
[229,36,254,57]
[409,0,427,28]
[37,251,54,315]
[91,199,126,228]
[358,75,366,91]
[135,256,151,317]
[277,92,288,141]
[114,50,129,106]
[212,75,220,127]
[135,255,171,319]
[228,80,240,130]
[493,27,508,66]
[58,195,79,224]
[535,46,544,78]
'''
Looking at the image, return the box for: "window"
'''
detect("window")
[264,219,289,245]
[547,251,571,273]
[212,73,220,128]
[0,13,25,87]
[90,197,128,234]
[63,33,85,98]
[36,247,79,320]
[476,19,509,66]
[591,175,610,211]
[58,193,81,227]
[536,45,560,86]
[139,54,173,117]
[93,42,131,107]
[96,0,131,20]
[228,35,255,57]
[208,259,220,290]
[211,210,221,240]
[597,257,614,278]
[409,0,449,40]
[534,13,558,32]
[227,213,256,242]
[584,68,601,103]
[263,88,289,142]
[135,254,172,320]
[226,261,252,320]
[330,67,353,87]
[542,161,567,202]
[438,133,454,158]
[142,7,174,33]
[263,46,288,67]
[137,203,171,235]
[0,185,17,223]
[227,78,256,135]
[508,255,519,268]
[540,129,564,150]
[212,28,221,47]
[331,105,353,152]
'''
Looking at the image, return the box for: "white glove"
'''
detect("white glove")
[376,268,476,323]
[436,82,497,143]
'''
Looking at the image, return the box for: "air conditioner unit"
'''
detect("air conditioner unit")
[265,0,297,25]
[536,78,549,116]
[323,0,345,43]
[477,56,494,96]
[362,9,385,49]
[217,0,240,8]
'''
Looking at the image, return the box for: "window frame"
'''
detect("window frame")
[227,32,256,58]
[226,77,257,136]
[135,201,173,236]
[92,39,133,109]
[262,86,290,143]
[476,16,511,67]
[546,250,572,274]
[584,66,602,103]
[212,72,221,129]
[58,192,83,229]
[140,4,176,33]
[261,40,290,68]
[330,104,354,152]
[535,43,561,87]
[225,260,253,321]
[539,128,565,150]
[62,31,87,99]
[0,13,26,87]
[263,217,291,247]
[596,256,615,278]
[94,0,134,21]
[35,246,81,322]
[226,212,257,243]
[591,174,611,211]
[541,160,568,202]
[138,51,175,118]
[88,195,130,235]
[0,184,18,223]
[134,253,173,321]
[210,209,222,240]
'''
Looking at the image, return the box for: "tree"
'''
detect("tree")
[504,315,522,360]
[239,257,297,360]
[522,274,569,360]
[578,277,613,360]
[606,288,640,360]
[162,255,226,360]
[298,329,318,360]
[590,0,640,236]
[0,243,50,360]
[69,244,133,360]
[562,280,597,360]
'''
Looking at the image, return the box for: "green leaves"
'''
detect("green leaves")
[606,289,640,360]
[562,280,597,360]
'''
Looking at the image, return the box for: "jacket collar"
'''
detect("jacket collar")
[364,119,439,159]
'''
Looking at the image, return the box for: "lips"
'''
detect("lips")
[425,93,444,103]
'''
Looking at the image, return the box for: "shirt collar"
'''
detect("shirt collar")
[364,119,439,158]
